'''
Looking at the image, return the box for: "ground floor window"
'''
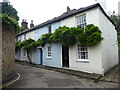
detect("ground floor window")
[77,44,88,61]
[47,46,52,58]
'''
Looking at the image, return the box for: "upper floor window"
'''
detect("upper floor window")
[77,44,88,61]
[48,25,52,33]
[76,14,86,28]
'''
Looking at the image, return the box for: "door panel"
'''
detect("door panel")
[62,46,69,67]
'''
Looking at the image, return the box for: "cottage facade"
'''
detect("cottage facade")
[15,3,118,75]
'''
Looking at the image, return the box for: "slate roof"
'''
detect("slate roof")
[16,3,115,36]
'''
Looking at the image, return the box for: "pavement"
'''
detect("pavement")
[3,62,119,88]
[15,61,119,83]
[100,65,119,83]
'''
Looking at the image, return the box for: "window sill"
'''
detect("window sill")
[76,59,89,63]
[46,57,52,59]
[23,56,27,58]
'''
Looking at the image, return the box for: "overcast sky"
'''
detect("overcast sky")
[1,0,120,27]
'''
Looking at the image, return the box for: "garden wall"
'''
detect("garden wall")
[2,26,15,83]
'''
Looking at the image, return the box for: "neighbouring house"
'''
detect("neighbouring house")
[15,3,118,75]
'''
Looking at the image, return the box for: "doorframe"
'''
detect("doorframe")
[62,45,69,67]
[40,48,43,65]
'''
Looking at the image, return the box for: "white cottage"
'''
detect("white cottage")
[15,3,118,75]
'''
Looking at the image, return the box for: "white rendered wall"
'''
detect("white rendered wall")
[69,43,103,74]
[61,8,104,74]
[61,16,75,27]
[98,8,119,73]
[26,31,34,40]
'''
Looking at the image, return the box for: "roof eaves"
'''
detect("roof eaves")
[17,3,115,36]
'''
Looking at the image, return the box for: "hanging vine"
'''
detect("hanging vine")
[35,24,103,46]
[16,24,103,50]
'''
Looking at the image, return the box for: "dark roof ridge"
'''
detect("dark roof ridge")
[16,3,116,36]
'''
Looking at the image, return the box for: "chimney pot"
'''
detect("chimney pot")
[30,20,34,28]
[21,19,28,30]
[67,6,70,12]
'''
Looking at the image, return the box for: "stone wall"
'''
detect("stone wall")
[0,18,2,87]
[2,26,15,83]
[0,3,2,87]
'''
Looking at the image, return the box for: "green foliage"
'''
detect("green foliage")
[18,38,36,50]
[110,11,120,31]
[1,2,20,33]
[16,24,103,50]
[51,26,84,46]
[36,24,103,47]
[1,14,20,31]
[35,33,52,47]
[15,41,21,52]
[79,24,103,46]
[2,2,19,21]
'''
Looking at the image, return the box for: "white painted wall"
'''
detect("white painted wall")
[69,43,103,74]
[61,16,75,27]
[61,8,100,27]
[26,31,34,40]
[61,7,118,75]
[61,8,105,74]
[98,8,119,73]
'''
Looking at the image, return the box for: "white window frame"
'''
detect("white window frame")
[76,14,86,29]
[46,46,52,58]
[77,44,89,62]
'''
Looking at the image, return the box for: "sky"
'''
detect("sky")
[1,0,120,27]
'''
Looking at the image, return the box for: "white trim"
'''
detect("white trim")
[75,14,86,28]
[47,46,52,58]
[46,57,52,59]
[76,59,89,62]
[76,43,89,61]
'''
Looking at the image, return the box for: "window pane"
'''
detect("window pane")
[78,44,88,59]
[47,46,52,57]
[48,47,51,51]
[76,14,86,29]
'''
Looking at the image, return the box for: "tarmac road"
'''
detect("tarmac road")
[5,63,118,88]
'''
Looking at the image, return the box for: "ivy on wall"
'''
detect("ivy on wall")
[16,24,103,50]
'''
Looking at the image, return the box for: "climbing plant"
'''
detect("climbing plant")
[36,24,103,46]
[16,38,36,63]
[16,24,103,61]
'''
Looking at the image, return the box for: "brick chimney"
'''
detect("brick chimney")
[30,20,34,28]
[67,6,70,12]
[21,19,28,30]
